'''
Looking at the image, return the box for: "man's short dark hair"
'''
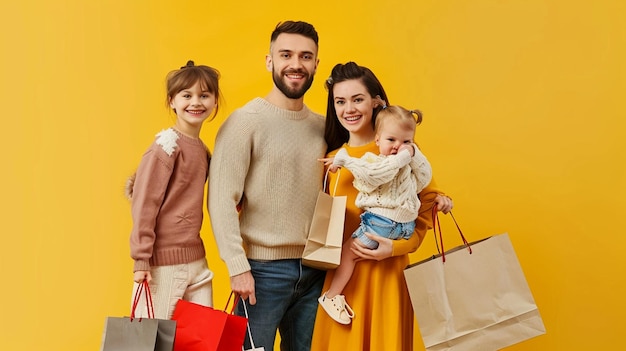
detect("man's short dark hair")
[270,21,318,47]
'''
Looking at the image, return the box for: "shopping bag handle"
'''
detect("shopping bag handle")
[225,291,240,314]
[130,280,155,320]
[323,168,341,196]
[240,298,259,351]
[432,205,472,263]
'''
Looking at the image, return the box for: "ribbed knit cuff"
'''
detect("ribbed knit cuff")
[226,254,252,277]
[333,148,349,167]
[395,149,412,167]
[134,260,150,272]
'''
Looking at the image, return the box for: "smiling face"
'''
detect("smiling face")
[169,80,216,137]
[332,79,380,145]
[266,33,318,100]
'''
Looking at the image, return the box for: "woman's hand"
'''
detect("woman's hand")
[435,194,453,214]
[350,233,393,261]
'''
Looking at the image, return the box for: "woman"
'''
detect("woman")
[310,62,453,350]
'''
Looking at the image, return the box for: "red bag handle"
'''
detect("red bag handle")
[432,205,472,263]
[130,280,155,320]
[224,291,240,314]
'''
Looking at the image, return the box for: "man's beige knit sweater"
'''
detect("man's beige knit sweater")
[208,98,326,276]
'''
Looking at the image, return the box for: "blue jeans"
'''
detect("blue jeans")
[235,259,325,351]
[352,211,416,249]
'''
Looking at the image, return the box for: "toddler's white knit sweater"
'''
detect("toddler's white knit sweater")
[332,145,432,223]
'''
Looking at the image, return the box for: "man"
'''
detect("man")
[208,21,326,350]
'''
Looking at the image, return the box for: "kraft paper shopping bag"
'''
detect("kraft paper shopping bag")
[302,169,346,270]
[404,210,546,351]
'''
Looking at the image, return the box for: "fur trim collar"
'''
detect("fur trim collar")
[156,128,179,156]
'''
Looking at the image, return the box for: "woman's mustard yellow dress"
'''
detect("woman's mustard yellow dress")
[310,142,442,351]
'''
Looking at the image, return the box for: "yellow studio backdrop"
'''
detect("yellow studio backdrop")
[0,0,624,350]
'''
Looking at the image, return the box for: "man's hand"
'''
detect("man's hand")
[230,271,256,305]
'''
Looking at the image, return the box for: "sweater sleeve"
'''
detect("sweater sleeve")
[409,144,433,193]
[208,111,254,277]
[391,175,444,256]
[129,147,174,272]
[335,149,411,193]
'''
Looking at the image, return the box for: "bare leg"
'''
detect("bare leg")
[326,237,359,298]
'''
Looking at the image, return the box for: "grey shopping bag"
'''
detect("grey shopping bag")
[101,281,176,351]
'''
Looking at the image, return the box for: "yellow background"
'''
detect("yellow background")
[1,0,624,350]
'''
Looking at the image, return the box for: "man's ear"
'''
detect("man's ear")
[265,54,273,72]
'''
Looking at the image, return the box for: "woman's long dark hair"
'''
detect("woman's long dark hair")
[324,62,389,153]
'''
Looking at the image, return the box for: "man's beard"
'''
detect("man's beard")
[272,69,315,99]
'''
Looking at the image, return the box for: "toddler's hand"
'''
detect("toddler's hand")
[318,157,335,166]
[398,144,415,156]
[328,164,341,173]
[318,157,340,173]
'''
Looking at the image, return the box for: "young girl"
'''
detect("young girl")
[126,60,221,319]
[318,104,432,324]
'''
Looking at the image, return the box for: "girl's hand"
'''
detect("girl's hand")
[350,233,393,261]
[435,194,454,214]
[134,270,152,283]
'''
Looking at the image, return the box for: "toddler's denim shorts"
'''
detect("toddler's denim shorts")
[352,211,415,249]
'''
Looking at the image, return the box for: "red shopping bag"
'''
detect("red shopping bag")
[172,292,247,351]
